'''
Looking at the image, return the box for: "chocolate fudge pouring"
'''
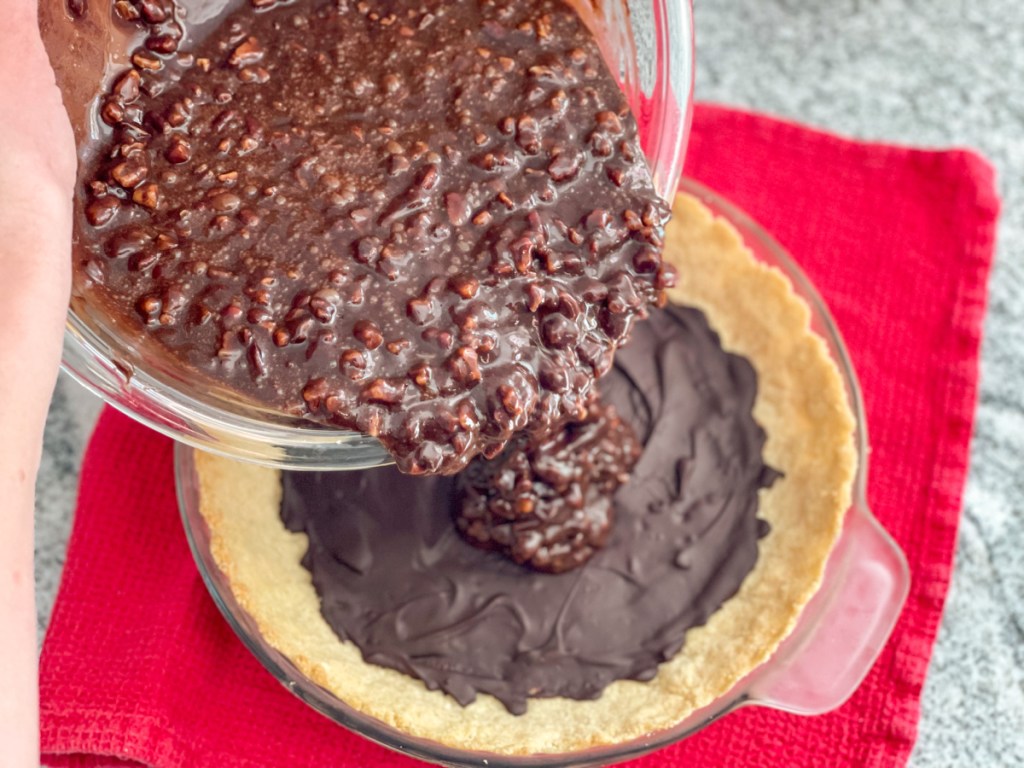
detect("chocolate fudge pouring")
[190,193,858,752]
[280,305,777,715]
[69,0,675,475]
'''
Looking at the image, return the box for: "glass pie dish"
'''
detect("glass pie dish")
[175,178,911,766]
[53,0,696,471]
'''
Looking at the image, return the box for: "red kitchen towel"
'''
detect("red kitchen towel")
[40,103,999,768]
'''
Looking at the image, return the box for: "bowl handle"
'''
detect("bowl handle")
[746,502,911,715]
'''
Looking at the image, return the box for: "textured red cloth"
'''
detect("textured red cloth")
[40,104,999,768]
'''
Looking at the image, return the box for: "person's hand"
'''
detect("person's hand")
[0,2,75,766]
[1,0,76,334]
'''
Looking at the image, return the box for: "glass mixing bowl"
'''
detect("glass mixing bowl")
[49,0,695,470]
[176,179,911,767]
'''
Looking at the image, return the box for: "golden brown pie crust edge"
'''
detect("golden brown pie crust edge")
[194,192,857,755]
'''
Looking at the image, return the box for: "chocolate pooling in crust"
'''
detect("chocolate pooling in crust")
[73,0,673,475]
[456,399,641,574]
[281,306,777,715]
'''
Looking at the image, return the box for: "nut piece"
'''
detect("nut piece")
[229,37,264,68]
[352,319,384,350]
[132,183,161,209]
[165,138,192,164]
[448,274,480,299]
[85,197,120,227]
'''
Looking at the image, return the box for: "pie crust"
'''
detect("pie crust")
[193,192,857,754]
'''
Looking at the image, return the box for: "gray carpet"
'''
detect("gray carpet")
[35,1,1023,763]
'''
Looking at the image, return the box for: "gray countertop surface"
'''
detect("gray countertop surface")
[34,0,1024,764]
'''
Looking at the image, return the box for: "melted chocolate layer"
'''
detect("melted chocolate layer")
[281,306,775,714]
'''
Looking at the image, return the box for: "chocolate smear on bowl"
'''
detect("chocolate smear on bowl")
[73,0,673,475]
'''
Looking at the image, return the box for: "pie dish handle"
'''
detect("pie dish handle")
[745,501,911,715]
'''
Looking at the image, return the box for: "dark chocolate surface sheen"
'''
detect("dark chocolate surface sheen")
[281,305,777,715]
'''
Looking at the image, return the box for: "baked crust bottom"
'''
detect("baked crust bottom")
[194,192,857,755]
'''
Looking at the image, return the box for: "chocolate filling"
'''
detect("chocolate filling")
[73,0,673,475]
[281,305,777,715]
[456,398,641,574]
